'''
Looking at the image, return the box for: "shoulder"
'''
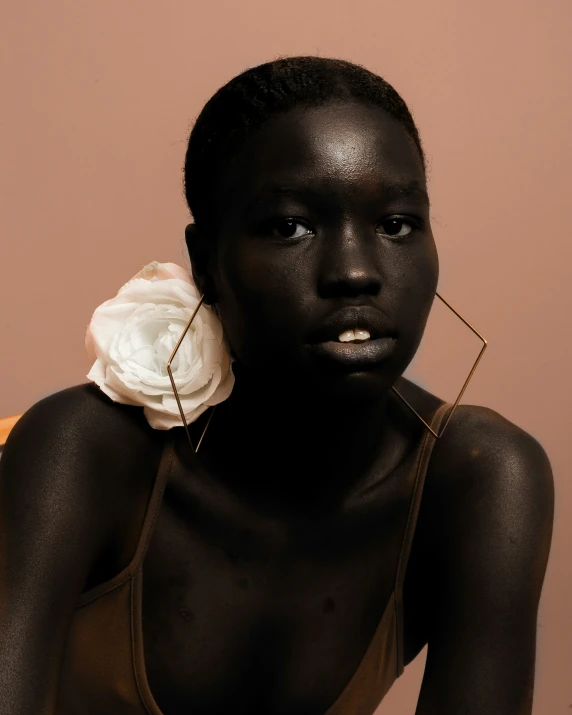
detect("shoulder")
[7,381,163,464]
[10,381,156,438]
[2,383,165,537]
[395,378,555,549]
[429,403,554,515]
[423,401,554,627]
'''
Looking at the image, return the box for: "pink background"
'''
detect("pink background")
[1,1,570,711]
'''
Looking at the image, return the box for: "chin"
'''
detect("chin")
[307,365,397,407]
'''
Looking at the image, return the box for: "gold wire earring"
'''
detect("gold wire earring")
[166,294,215,454]
[391,291,488,438]
[167,291,488,452]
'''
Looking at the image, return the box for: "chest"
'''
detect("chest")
[139,473,426,715]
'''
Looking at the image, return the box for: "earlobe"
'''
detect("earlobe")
[203,289,219,306]
[184,223,199,256]
[184,223,218,305]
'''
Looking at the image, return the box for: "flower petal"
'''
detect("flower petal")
[84,261,235,430]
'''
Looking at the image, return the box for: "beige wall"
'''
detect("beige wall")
[1,0,570,711]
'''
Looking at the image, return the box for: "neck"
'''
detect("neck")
[194,366,414,514]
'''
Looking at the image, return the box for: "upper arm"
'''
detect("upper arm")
[0,384,159,714]
[416,406,554,715]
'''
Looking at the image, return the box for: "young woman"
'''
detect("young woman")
[0,57,554,715]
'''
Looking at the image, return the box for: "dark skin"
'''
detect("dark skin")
[0,102,554,715]
[185,102,439,515]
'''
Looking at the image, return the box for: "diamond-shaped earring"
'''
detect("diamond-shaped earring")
[391,291,488,439]
[167,291,488,451]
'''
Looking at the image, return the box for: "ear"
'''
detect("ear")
[185,223,218,305]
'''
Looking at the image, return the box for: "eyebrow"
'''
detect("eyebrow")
[380,179,431,207]
[249,179,430,209]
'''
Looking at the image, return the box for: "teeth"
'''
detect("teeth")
[338,329,371,343]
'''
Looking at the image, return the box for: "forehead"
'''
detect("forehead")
[222,101,426,197]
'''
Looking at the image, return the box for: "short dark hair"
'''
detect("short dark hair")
[184,56,426,236]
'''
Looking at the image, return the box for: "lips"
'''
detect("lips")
[305,307,397,368]
[307,306,396,344]
[307,337,397,367]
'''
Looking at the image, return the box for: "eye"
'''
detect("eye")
[376,217,416,240]
[268,218,314,240]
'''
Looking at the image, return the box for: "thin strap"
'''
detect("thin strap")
[393,401,453,674]
[128,430,176,574]
[77,430,176,608]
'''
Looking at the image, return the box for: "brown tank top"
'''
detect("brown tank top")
[55,402,452,715]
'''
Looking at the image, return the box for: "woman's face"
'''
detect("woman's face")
[188,101,438,404]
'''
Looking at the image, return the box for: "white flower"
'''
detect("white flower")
[85,261,234,429]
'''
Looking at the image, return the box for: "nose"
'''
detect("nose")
[317,226,382,300]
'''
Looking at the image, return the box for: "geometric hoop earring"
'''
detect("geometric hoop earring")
[168,290,488,450]
[166,293,214,453]
[391,291,488,439]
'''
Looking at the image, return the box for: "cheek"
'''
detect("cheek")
[394,244,439,342]
[213,241,311,364]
